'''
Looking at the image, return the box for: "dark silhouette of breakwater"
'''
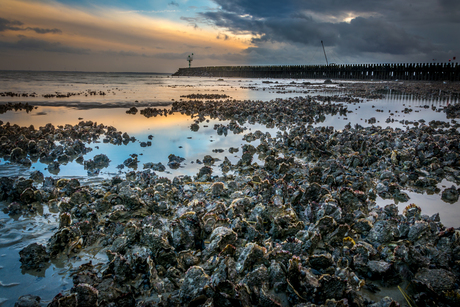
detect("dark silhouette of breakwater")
[173,63,460,81]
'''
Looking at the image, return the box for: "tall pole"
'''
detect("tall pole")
[321,41,329,66]
[187,53,194,68]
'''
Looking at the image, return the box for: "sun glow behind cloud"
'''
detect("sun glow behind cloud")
[0,0,251,71]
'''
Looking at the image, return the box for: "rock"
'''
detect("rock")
[352,218,373,234]
[190,123,200,131]
[179,266,210,303]
[211,182,224,196]
[241,264,268,289]
[308,254,334,270]
[319,274,347,300]
[143,162,165,172]
[48,293,77,307]
[14,295,41,307]
[10,147,27,162]
[367,260,392,277]
[236,243,266,273]
[268,260,287,292]
[196,166,213,181]
[126,106,138,114]
[85,154,110,170]
[441,185,459,203]
[368,296,401,307]
[229,147,239,153]
[203,155,215,166]
[168,154,185,169]
[71,283,99,307]
[48,161,60,175]
[203,227,237,258]
[19,243,50,269]
[367,220,397,244]
[29,170,44,182]
[413,268,457,294]
[407,221,432,243]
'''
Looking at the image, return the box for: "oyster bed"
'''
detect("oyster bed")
[1,89,460,307]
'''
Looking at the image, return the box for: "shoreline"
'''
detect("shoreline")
[1,79,459,107]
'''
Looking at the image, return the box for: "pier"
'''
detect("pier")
[173,63,460,81]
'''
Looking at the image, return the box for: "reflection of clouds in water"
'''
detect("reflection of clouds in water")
[2,76,459,222]
[315,94,455,131]
[376,187,460,228]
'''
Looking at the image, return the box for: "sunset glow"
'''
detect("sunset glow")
[0,0,458,72]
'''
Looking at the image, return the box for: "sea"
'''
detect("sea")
[0,70,459,306]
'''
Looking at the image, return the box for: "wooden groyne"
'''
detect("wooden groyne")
[173,63,460,81]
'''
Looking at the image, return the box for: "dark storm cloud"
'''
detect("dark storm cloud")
[26,27,62,34]
[209,0,459,20]
[200,11,265,35]
[199,0,459,62]
[336,17,433,55]
[0,17,62,34]
[0,17,24,31]
[0,37,89,54]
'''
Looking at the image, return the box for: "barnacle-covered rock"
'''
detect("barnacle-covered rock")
[171,212,201,252]
[368,296,401,307]
[179,266,210,303]
[143,161,165,172]
[19,243,50,269]
[442,185,459,203]
[286,256,320,302]
[203,226,237,258]
[71,283,98,307]
[210,182,225,197]
[240,264,269,290]
[48,227,79,256]
[47,293,77,307]
[367,260,393,279]
[168,154,185,169]
[313,215,337,236]
[236,243,266,273]
[29,170,44,183]
[72,263,101,287]
[339,187,367,214]
[413,268,457,296]
[407,221,433,244]
[13,295,41,307]
[268,260,287,293]
[308,254,334,271]
[141,225,173,255]
[84,153,110,170]
[318,274,347,301]
[352,218,373,234]
[403,203,421,220]
[196,165,213,181]
[367,220,398,244]
[10,147,27,162]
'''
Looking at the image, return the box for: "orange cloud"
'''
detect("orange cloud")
[0,0,250,56]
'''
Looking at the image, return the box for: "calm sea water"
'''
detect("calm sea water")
[0,70,459,306]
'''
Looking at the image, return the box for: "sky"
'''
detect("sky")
[0,0,458,73]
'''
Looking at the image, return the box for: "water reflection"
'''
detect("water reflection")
[1,76,460,306]
[1,98,459,229]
